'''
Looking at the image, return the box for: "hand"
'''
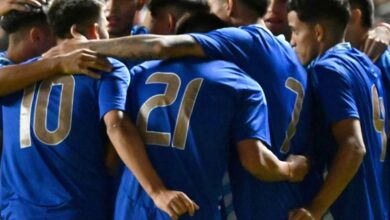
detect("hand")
[286,155,309,182]
[51,48,112,79]
[0,0,46,15]
[150,189,200,220]
[289,208,317,220]
[362,25,390,62]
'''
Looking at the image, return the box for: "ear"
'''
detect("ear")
[226,0,234,16]
[167,12,177,34]
[84,23,100,40]
[349,8,362,25]
[29,27,42,43]
[314,23,325,42]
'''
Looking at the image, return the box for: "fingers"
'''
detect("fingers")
[170,197,188,216]
[178,193,199,216]
[80,54,112,72]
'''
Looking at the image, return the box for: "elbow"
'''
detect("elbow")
[151,38,169,59]
[354,143,366,161]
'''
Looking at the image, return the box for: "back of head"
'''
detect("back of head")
[175,11,228,34]
[238,0,270,17]
[1,8,47,34]
[47,0,105,39]
[349,0,374,28]
[148,0,209,17]
[288,0,350,36]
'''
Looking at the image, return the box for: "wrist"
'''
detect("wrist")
[148,186,167,201]
[307,201,327,220]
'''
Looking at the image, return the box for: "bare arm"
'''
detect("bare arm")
[104,110,199,220]
[46,34,206,61]
[289,119,366,220]
[238,139,309,182]
[0,49,111,97]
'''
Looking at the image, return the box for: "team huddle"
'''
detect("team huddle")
[0,0,389,219]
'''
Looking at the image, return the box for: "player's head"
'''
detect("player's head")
[175,11,228,34]
[208,0,269,26]
[1,7,56,61]
[264,0,290,38]
[47,0,109,40]
[287,0,350,65]
[105,0,145,37]
[148,0,209,34]
[345,0,374,48]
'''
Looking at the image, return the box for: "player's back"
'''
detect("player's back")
[116,58,269,220]
[190,25,314,219]
[0,58,129,220]
[311,44,388,220]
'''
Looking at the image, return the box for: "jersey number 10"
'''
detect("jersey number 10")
[20,75,75,148]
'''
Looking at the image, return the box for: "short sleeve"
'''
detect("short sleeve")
[312,65,359,123]
[190,27,254,65]
[99,58,130,119]
[233,81,271,146]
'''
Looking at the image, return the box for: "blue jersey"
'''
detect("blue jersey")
[375,46,390,217]
[309,43,388,220]
[191,25,315,219]
[0,51,12,132]
[0,58,129,219]
[376,47,390,110]
[115,58,270,220]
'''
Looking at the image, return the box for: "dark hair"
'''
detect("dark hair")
[175,11,228,34]
[1,7,47,34]
[148,0,209,17]
[288,0,350,33]
[47,0,104,38]
[239,0,269,17]
[349,0,374,28]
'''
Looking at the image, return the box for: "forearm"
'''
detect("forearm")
[106,117,166,196]
[0,57,61,96]
[308,143,364,217]
[86,35,204,60]
[239,140,290,181]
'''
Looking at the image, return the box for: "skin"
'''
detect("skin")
[288,11,366,220]
[68,8,200,219]
[44,0,310,186]
[264,0,290,40]
[288,12,319,66]
[105,0,140,38]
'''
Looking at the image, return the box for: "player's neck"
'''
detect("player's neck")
[6,37,36,64]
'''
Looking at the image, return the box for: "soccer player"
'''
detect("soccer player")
[345,0,390,102]
[287,0,388,219]
[105,0,146,37]
[0,0,197,219]
[264,0,291,40]
[115,50,308,220]
[46,0,314,218]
